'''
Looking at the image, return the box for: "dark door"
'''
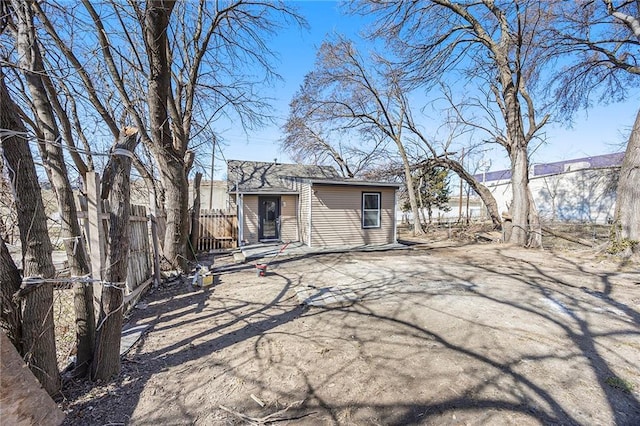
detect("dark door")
[258,196,280,241]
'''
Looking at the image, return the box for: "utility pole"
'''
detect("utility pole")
[208,136,216,210]
[458,147,464,223]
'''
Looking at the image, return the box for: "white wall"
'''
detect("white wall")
[486,167,618,224]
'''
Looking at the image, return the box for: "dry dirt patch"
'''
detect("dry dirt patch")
[61,243,640,425]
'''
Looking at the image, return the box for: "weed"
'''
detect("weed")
[605,376,635,393]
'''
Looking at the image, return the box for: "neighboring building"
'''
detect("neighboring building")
[189,180,230,211]
[473,152,623,224]
[227,160,400,247]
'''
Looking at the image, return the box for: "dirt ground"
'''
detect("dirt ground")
[60,236,640,425]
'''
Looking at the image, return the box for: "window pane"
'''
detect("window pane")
[363,211,379,227]
[363,194,379,209]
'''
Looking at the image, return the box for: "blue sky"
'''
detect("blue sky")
[210,1,639,179]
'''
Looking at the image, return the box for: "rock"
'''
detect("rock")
[232,252,246,264]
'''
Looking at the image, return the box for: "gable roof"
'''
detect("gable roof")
[227,160,341,193]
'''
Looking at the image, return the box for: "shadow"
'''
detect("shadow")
[61,244,640,425]
[60,269,310,425]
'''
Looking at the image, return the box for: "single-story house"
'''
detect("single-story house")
[227,160,400,247]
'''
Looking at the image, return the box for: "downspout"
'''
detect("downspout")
[308,183,313,247]
[393,188,398,244]
[238,194,244,246]
[296,192,300,242]
[236,179,243,246]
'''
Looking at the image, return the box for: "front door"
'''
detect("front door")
[258,196,280,241]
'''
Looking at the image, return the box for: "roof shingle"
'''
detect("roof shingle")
[227,160,341,192]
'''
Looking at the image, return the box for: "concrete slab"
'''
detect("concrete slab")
[296,285,360,307]
[120,324,150,356]
[239,241,409,263]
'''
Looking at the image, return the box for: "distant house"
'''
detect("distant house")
[189,180,230,210]
[227,160,400,247]
[472,152,624,224]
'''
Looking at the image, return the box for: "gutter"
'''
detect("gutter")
[308,183,313,248]
[393,188,398,244]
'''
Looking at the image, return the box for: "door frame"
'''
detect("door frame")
[258,196,281,241]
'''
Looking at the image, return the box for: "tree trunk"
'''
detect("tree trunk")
[396,139,423,235]
[417,176,429,226]
[0,68,60,395]
[12,0,96,376]
[0,79,23,353]
[91,128,139,381]
[0,239,22,353]
[189,172,202,259]
[158,157,190,269]
[420,158,503,229]
[613,108,640,251]
[143,1,186,270]
[509,145,530,246]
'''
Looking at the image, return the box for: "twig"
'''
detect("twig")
[251,394,265,407]
[542,226,593,247]
[219,400,305,425]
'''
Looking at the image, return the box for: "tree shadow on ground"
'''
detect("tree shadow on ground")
[61,246,639,425]
[217,247,639,425]
[60,270,313,425]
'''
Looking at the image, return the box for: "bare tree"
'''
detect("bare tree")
[284,92,389,178]
[6,0,96,377]
[91,128,139,381]
[549,0,639,251]
[0,77,23,354]
[402,102,504,228]
[285,39,425,235]
[0,71,60,396]
[0,237,22,351]
[353,0,553,247]
[286,38,503,230]
[77,0,305,270]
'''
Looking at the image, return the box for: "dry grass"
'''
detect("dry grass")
[52,284,76,370]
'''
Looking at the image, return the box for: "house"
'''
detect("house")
[471,152,624,224]
[227,160,400,247]
[188,180,230,210]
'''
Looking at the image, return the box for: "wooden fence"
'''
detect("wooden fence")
[194,209,237,252]
[80,172,159,308]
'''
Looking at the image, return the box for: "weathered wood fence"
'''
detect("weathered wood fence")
[78,172,159,308]
[194,209,237,251]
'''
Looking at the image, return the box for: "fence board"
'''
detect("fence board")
[80,172,154,306]
[196,209,237,251]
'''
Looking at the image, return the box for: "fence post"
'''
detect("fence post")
[149,213,161,288]
[86,171,105,312]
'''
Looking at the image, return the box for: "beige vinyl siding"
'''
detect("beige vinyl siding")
[242,195,259,243]
[280,195,298,242]
[310,185,396,247]
[298,183,311,245]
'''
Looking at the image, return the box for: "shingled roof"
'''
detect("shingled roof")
[227,160,341,193]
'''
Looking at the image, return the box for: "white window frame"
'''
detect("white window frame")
[362,192,381,229]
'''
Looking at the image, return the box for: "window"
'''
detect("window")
[362,192,381,228]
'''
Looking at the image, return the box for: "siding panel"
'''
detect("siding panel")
[243,196,259,243]
[299,183,310,245]
[280,195,299,242]
[311,185,396,247]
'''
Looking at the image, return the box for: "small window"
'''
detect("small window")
[362,192,381,228]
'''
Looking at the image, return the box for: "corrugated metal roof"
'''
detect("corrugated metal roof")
[532,152,624,176]
[472,152,624,183]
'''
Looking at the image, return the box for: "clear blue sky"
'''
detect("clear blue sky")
[211,1,639,179]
